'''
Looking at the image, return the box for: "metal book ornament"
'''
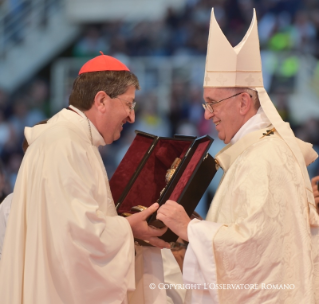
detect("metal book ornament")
[160,158,182,198]
[120,157,182,216]
[165,158,181,184]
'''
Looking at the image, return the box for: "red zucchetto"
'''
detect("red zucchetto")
[79,51,130,75]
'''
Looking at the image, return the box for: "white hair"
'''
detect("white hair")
[222,87,260,110]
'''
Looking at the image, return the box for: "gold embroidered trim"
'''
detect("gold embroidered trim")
[215,159,220,170]
[260,128,276,139]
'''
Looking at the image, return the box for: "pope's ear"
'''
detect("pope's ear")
[93,91,111,112]
[239,92,253,115]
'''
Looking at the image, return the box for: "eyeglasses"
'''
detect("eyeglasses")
[202,91,251,113]
[116,97,136,112]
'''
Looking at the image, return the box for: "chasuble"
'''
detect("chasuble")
[0,108,136,304]
[183,128,319,304]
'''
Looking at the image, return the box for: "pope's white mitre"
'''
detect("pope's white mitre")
[203,7,319,226]
[204,8,263,88]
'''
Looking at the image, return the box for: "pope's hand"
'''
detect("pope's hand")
[126,203,170,249]
[156,200,190,242]
[312,176,319,207]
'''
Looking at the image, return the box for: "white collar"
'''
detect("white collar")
[230,107,271,145]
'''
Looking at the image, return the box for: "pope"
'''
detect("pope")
[157,8,319,304]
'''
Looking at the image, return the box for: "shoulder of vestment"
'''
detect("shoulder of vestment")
[216,127,286,171]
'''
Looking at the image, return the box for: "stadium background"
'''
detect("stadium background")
[0,0,319,215]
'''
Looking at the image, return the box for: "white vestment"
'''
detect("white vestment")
[0,108,136,304]
[0,193,13,260]
[128,247,186,304]
[184,121,319,303]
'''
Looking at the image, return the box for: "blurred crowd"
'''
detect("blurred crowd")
[0,80,48,200]
[73,0,319,58]
[0,0,319,206]
[0,0,60,53]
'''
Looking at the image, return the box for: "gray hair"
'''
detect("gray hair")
[222,87,260,110]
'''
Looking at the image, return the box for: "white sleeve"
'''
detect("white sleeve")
[128,246,167,304]
[162,248,186,304]
[183,219,222,302]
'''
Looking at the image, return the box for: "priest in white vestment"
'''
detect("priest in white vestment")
[0,54,177,304]
[157,8,319,304]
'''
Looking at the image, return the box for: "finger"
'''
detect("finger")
[148,226,168,237]
[156,212,168,224]
[165,200,179,207]
[156,213,174,228]
[157,205,171,216]
[139,203,159,219]
[166,201,186,213]
[148,237,171,249]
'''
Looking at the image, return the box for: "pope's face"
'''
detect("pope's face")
[101,85,136,144]
[203,88,242,144]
